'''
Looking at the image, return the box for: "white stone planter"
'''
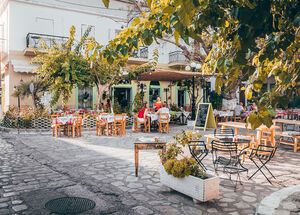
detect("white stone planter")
[160,166,220,202]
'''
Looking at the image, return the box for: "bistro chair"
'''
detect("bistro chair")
[113,114,126,136]
[259,127,275,146]
[72,116,83,137]
[211,139,248,190]
[188,140,209,170]
[96,114,107,136]
[214,128,234,139]
[51,114,61,137]
[134,114,148,132]
[248,143,278,184]
[158,113,170,133]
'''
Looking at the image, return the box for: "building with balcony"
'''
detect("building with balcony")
[0,0,215,114]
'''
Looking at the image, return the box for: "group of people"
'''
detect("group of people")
[137,97,170,123]
[234,102,258,117]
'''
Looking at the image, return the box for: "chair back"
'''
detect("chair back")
[114,114,126,123]
[158,113,169,123]
[211,140,238,153]
[214,128,234,139]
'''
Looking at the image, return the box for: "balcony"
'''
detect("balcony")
[168,51,187,68]
[24,33,68,56]
[128,46,149,65]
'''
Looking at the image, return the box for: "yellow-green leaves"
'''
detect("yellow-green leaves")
[131,17,141,26]
[174,30,180,45]
[245,86,253,100]
[102,0,109,8]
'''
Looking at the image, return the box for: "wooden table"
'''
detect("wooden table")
[218,122,278,146]
[134,138,166,177]
[273,119,300,131]
[273,119,300,152]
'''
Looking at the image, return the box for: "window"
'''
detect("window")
[81,24,95,37]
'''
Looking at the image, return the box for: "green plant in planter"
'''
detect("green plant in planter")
[174,130,202,146]
[159,130,207,179]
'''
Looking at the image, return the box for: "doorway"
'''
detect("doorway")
[177,89,185,108]
[113,87,131,112]
[78,87,93,109]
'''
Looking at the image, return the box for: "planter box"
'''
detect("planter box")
[160,166,219,202]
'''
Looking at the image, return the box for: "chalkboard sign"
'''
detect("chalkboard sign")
[194,103,216,131]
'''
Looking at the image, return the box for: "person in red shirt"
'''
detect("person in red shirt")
[154,96,162,111]
[138,102,149,121]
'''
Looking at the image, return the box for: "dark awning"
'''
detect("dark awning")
[138,69,212,81]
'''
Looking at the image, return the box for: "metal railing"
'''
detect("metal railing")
[26,33,68,49]
[169,51,187,64]
[131,46,148,59]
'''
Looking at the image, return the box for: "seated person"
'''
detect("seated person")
[154,96,162,112]
[234,102,245,116]
[156,102,170,121]
[137,102,149,123]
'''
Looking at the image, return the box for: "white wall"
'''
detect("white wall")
[8,0,131,52]
[0,1,9,54]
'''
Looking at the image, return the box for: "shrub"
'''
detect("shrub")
[159,130,207,179]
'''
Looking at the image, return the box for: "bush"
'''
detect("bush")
[159,130,207,179]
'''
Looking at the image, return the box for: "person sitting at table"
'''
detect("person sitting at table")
[136,102,149,131]
[156,102,170,120]
[137,102,149,122]
[154,96,162,111]
[234,102,245,116]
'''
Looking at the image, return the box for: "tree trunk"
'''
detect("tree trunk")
[222,84,239,110]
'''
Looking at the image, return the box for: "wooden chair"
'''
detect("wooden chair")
[234,114,243,122]
[72,116,83,137]
[51,114,61,137]
[96,114,107,136]
[158,113,170,133]
[113,114,126,136]
[134,114,148,132]
[259,127,275,146]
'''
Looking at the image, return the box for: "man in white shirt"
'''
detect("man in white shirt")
[234,102,245,116]
[156,102,170,121]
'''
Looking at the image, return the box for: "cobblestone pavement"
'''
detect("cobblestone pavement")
[0,126,299,214]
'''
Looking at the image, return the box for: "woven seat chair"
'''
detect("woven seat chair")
[158,113,170,133]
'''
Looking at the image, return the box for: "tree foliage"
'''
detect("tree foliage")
[102,0,300,128]
[32,26,91,107]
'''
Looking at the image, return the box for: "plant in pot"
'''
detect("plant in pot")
[159,130,220,203]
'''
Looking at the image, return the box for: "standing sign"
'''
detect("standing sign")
[194,103,216,131]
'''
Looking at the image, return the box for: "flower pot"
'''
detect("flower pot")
[160,166,219,202]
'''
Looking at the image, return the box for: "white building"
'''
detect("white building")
[0,0,213,113]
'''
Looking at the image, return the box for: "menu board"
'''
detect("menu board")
[194,103,216,131]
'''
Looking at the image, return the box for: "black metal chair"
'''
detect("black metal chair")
[211,139,248,189]
[248,144,278,184]
[214,128,234,139]
[188,141,209,170]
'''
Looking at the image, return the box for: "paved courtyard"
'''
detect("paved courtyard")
[0,126,299,214]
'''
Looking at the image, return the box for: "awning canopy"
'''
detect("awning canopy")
[11,60,37,73]
[138,69,213,81]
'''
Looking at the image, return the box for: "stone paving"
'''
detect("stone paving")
[0,126,299,214]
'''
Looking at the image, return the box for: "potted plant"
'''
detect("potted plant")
[159,130,220,203]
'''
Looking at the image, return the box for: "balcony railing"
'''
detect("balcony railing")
[169,51,187,64]
[131,46,148,59]
[26,33,68,49]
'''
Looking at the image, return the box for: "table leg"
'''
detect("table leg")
[294,137,298,153]
[234,128,239,135]
[135,145,139,177]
